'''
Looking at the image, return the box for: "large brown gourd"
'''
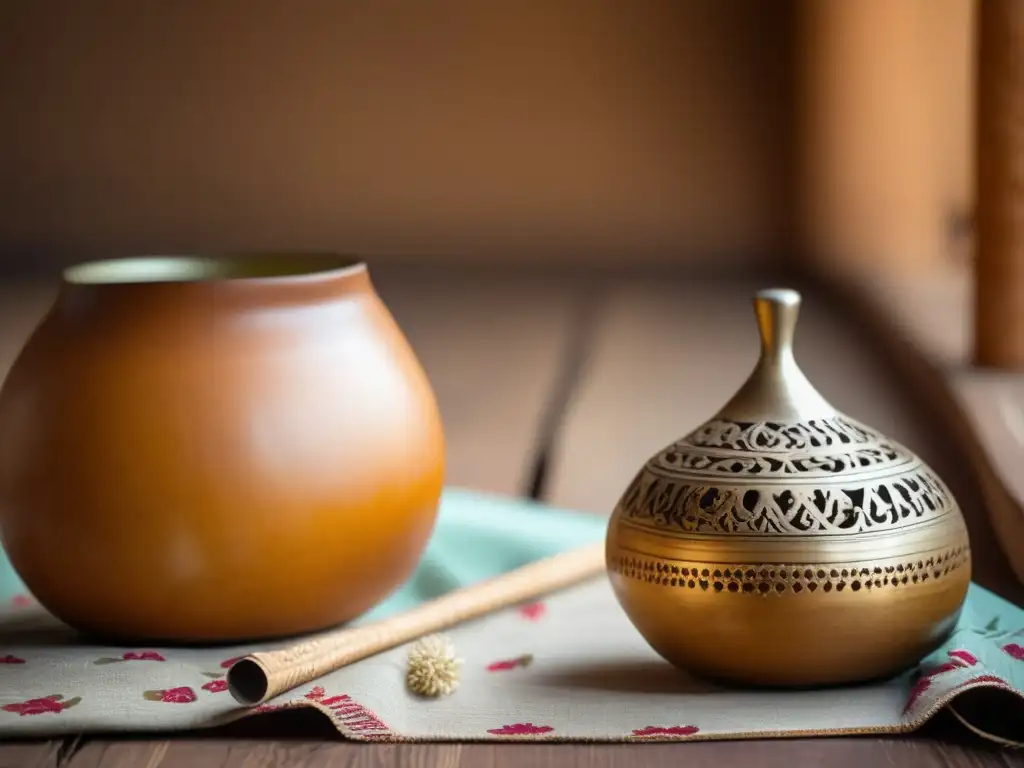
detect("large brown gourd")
[0,255,445,643]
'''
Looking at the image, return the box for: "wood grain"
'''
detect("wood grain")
[974,0,1024,368]
[371,266,585,496]
[50,728,1024,768]
[0,740,65,768]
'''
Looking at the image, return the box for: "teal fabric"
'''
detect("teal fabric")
[0,546,18,599]
[358,488,608,623]
[0,487,609,618]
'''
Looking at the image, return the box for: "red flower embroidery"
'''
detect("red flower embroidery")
[956,674,1006,689]
[921,661,959,678]
[903,677,933,714]
[0,655,25,664]
[905,648,993,715]
[299,688,389,733]
[632,725,700,738]
[947,649,978,666]
[220,656,245,669]
[517,602,546,621]
[1003,643,1024,661]
[2,695,81,716]
[10,594,31,608]
[488,723,554,736]
[123,651,165,662]
[487,654,534,672]
[143,686,197,703]
[202,679,229,693]
[94,651,166,665]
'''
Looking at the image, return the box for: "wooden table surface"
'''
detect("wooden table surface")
[0,265,1021,767]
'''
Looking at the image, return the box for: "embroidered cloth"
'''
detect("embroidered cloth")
[1,489,1021,745]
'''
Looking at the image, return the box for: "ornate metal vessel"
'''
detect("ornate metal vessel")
[606,288,971,687]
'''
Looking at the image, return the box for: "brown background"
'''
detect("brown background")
[0,0,974,276]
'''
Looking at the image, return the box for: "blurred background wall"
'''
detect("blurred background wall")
[0,0,794,272]
[0,0,976,276]
[797,0,974,280]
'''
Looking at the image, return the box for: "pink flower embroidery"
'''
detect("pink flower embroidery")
[946,649,978,666]
[305,686,326,701]
[632,725,700,738]
[905,648,991,714]
[2,695,81,716]
[143,686,197,704]
[1003,643,1024,661]
[123,651,165,662]
[487,654,534,672]
[0,655,25,664]
[903,677,932,714]
[10,594,31,608]
[220,656,245,669]
[517,602,546,621]
[249,686,388,734]
[956,674,1006,690]
[94,651,166,665]
[202,679,229,693]
[488,723,555,736]
[303,688,389,733]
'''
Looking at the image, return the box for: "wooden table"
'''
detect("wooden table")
[0,265,1020,767]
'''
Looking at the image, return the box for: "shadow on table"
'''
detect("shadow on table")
[529,660,720,695]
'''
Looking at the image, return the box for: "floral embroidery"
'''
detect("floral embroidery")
[632,725,700,738]
[1003,643,1024,661]
[903,677,933,714]
[487,654,534,672]
[946,649,978,666]
[94,651,166,665]
[0,655,25,664]
[2,695,81,716]
[143,686,197,703]
[221,656,245,669]
[904,649,980,714]
[517,602,546,621]
[488,723,555,736]
[202,679,230,694]
[300,686,389,734]
[955,674,1007,689]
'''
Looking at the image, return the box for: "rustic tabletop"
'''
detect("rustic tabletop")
[0,264,1020,768]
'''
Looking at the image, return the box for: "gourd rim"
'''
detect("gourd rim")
[62,254,366,286]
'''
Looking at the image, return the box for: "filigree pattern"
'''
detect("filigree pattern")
[609,545,970,596]
[685,417,877,452]
[653,444,909,478]
[618,464,953,535]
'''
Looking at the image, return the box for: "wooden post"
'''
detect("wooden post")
[974,0,1024,369]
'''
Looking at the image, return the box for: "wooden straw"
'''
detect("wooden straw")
[227,541,606,705]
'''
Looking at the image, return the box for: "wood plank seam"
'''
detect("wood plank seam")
[524,284,610,501]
